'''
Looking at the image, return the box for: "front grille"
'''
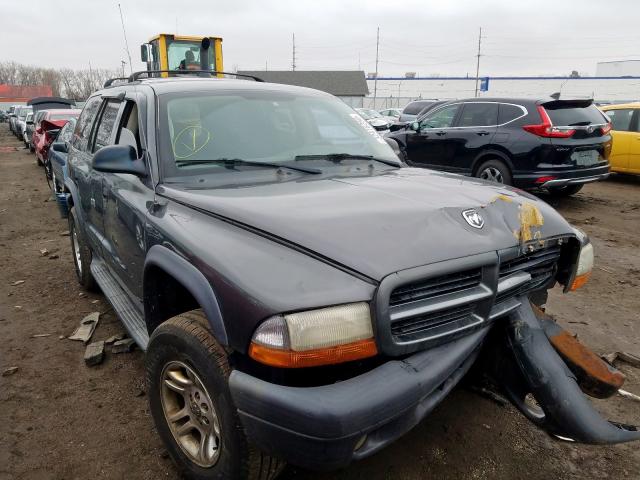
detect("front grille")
[389,269,481,306]
[391,304,477,341]
[496,246,561,304]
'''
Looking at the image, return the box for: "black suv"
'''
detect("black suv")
[387,97,612,196]
[64,74,638,479]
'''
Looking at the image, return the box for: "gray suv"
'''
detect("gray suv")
[64,72,639,479]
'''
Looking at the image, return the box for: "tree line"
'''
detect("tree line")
[0,61,120,101]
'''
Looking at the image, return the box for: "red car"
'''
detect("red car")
[33,109,80,165]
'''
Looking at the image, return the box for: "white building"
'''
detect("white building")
[362,76,640,109]
[596,60,640,77]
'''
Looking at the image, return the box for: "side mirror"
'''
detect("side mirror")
[140,44,149,62]
[92,145,146,177]
[410,122,420,131]
[52,142,68,153]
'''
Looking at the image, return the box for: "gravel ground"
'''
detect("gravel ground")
[1,124,639,480]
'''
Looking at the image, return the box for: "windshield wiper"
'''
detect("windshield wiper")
[294,153,401,167]
[175,158,321,174]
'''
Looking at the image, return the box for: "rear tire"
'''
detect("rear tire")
[68,207,97,291]
[146,311,284,480]
[475,159,513,186]
[547,184,584,197]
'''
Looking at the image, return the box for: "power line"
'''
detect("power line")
[374,26,380,102]
[117,3,133,74]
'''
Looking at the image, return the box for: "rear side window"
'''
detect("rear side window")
[545,103,606,126]
[457,103,498,127]
[403,101,433,115]
[604,109,635,132]
[72,96,102,151]
[93,100,121,152]
[498,104,525,124]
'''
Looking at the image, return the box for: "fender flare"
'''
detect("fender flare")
[144,245,228,345]
[63,178,87,228]
[471,149,514,176]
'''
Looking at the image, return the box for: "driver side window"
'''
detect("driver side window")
[420,104,460,129]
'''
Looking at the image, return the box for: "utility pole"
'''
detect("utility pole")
[373,26,380,104]
[292,33,297,71]
[121,60,126,77]
[474,27,482,97]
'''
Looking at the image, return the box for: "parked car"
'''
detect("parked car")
[48,117,77,217]
[389,100,447,132]
[599,103,640,175]
[378,107,402,120]
[355,107,391,132]
[8,105,20,133]
[15,106,32,139]
[398,99,441,123]
[29,110,48,152]
[0,110,8,122]
[387,97,612,196]
[22,112,34,148]
[33,109,80,165]
[65,75,638,479]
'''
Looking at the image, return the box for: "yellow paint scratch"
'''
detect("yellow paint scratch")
[517,202,545,242]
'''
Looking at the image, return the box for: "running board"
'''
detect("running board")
[90,258,149,350]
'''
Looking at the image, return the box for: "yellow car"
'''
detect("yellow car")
[600,103,640,175]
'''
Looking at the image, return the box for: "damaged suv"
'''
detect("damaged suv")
[65,73,639,479]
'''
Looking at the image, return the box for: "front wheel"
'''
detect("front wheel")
[146,310,284,480]
[475,159,513,186]
[547,184,584,197]
[68,207,97,290]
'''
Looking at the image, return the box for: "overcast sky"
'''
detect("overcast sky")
[2,0,638,77]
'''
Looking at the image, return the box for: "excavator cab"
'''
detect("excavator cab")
[140,34,223,77]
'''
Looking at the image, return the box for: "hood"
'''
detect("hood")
[162,168,573,281]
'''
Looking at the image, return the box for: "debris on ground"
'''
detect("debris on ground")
[68,312,100,343]
[112,338,136,354]
[618,389,640,403]
[2,366,19,377]
[602,352,640,368]
[31,333,52,338]
[39,248,49,256]
[14,305,22,310]
[105,333,126,345]
[48,254,59,260]
[91,299,99,304]
[11,280,25,286]
[78,292,86,298]
[59,231,70,237]
[84,341,105,366]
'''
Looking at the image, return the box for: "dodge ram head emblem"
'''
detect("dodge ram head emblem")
[462,209,485,229]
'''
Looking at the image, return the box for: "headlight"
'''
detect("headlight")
[569,242,594,291]
[249,302,377,368]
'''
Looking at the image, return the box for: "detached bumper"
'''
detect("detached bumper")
[229,327,489,470]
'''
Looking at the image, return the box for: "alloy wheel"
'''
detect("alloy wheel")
[479,166,504,183]
[160,361,222,468]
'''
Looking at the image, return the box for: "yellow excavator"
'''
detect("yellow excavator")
[140,34,224,77]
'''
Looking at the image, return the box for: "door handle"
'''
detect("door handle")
[435,131,446,136]
[476,131,490,136]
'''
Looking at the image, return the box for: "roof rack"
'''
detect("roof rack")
[103,77,132,88]
[128,70,264,82]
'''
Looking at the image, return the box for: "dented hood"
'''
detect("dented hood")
[162,168,573,280]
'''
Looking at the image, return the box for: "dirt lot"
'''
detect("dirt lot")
[1,123,639,480]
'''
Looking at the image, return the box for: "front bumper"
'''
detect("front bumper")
[514,164,609,189]
[229,327,489,470]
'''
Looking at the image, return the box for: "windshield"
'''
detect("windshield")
[18,108,32,119]
[159,90,398,180]
[544,103,607,126]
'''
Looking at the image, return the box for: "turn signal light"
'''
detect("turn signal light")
[570,272,591,292]
[249,338,378,368]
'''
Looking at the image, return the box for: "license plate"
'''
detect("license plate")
[571,150,599,166]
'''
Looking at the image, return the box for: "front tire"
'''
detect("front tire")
[146,311,284,480]
[68,207,97,290]
[475,159,513,186]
